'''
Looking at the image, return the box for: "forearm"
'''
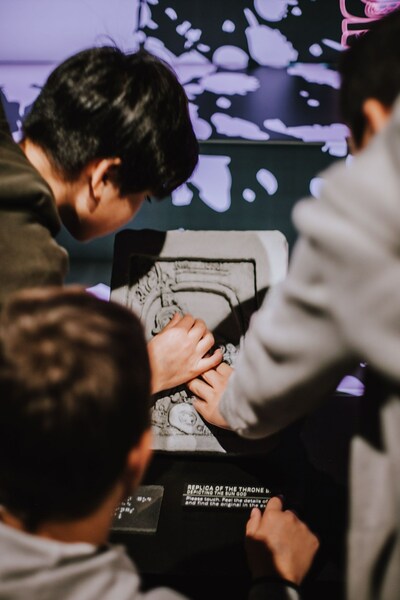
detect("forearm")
[220,238,354,439]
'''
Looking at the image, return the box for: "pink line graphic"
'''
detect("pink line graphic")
[340,0,400,45]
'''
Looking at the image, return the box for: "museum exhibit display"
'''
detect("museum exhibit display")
[111,229,288,453]
[2,1,387,596]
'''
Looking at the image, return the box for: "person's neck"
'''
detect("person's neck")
[19,138,78,218]
[0,481,124,547]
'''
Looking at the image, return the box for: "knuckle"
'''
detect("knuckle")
[284,510,296,522]
[312,534,320,549]
[204,334,214,349]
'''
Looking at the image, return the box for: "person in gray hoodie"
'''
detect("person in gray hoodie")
[188,9,400,600]
[0,287,318,600]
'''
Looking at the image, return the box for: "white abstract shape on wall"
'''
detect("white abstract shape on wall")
[140,3,158,30]
[132,30,146,47]
[175,49,211,64]
[222,20,236,32]
[187,28,202,43]
[264,119,349,144]
[244,8,298,67]
[188,103,212,140]
[175,62,217,85]
[184,40,194,49]
[256,169,278,195]
[307,99,320,107]
[177,21,192,35]
[172,183,193,207]
[212,46,249,70]
[309,43,323,57]
[165,7,177,20]
[254,0,298,22]
[322,38,344,52]
[171,49,216,84]
[322,141,347,157]
[291,6,302,15]
[211,113,270,140]
[190,155,232,212]
[287,63,340,89]
[310,177,325,199]
[198,43,211,52]
[243,188,256,202]
[300,90,309,98]
[216,97,232,109]
[184,83,203,100]
[200,72,260,95]
[264,120,348,158]
[144,37,177,65]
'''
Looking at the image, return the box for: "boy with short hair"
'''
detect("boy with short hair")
[1,47,198,301]
[0,287,318,599]
[0,46,221,395]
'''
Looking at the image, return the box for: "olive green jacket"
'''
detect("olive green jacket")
[0,101,68,310]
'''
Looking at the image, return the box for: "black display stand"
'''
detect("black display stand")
[110,230,359,599]
[110,393,357,599]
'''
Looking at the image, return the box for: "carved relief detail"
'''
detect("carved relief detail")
[128,257,256,452]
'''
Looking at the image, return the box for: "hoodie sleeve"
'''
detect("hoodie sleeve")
[249,578,301,600]
[220,96,400,439]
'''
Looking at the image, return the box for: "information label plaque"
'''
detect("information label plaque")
[182,483,271,510]
[112,485,164,533]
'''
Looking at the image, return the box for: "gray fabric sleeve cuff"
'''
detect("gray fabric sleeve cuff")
[248,578,301,600]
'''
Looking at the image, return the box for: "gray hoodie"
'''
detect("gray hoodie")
[0,522,184,600]
[0,522,299,600]
[220,96,400,600]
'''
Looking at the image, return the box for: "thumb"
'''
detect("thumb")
[265,496,283,513]
[162,312,182,330]
[246,507,262,536]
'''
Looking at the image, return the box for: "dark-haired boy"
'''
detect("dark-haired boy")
[0,47,221,393]
[0,287,318,600]
[189,9,400,600]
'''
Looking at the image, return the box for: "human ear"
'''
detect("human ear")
[89,157,122,203]
[362,98,392,137]
[124,428,153,490]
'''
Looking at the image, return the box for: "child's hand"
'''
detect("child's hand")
[148,313,222,394]
[187,362,233,429]
[245,497,319,585]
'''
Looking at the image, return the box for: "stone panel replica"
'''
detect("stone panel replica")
[111,230,288,453]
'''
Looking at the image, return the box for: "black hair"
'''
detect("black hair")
[339,8,400,147]
[0,287,151,530]
[23,47,198,198]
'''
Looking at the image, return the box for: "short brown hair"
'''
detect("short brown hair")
[0,287,150,530]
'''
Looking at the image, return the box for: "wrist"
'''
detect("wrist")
[277,570,302,587]
[251,575,301,592]
[249,565,301,587]
[147,341,163,394]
